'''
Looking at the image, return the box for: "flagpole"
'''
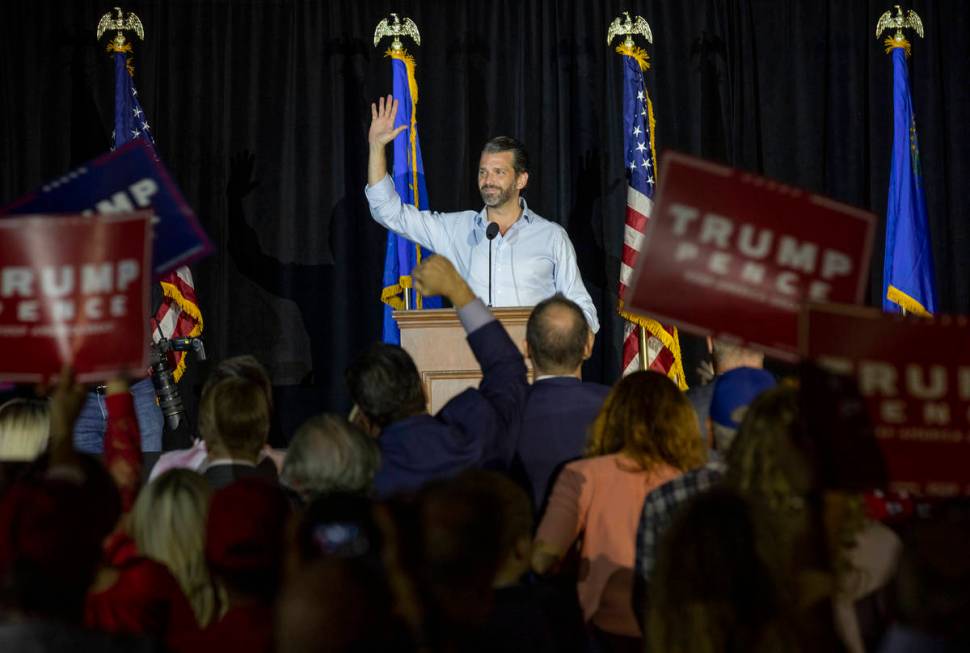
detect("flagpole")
[637,326,649,370]
[876,5,936,317]
[375,14,427,321]
[610,13,686,387]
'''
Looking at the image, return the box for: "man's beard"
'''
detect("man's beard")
[479,183,515,208]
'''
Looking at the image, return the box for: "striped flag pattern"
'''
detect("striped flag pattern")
[617,48,685,387]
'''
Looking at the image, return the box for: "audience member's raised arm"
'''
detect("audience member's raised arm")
[413,255,528,466]
[47,366,86,472]
[102,379,143,513]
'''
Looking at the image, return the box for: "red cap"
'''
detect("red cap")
[205,478,289,576]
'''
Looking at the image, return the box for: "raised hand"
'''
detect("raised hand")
[413,255,474,308]
[49,365,86,439]
[368,95,407,150]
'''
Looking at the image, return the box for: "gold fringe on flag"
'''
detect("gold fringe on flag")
[158,279,204,381]
[380,275,414,311]
[618,299,688,391]
[615,44,650,71]
[883,36,911,57]
[886,284,931,317]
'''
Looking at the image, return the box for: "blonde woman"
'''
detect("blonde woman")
[532,371,705,650]
[130,469,223,627]
[0,398,50,461]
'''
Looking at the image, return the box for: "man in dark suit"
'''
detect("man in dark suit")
[346,255,528,499]
[512,295,610,512]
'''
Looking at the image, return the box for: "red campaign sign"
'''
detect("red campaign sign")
[0,212,152,383]
[802,303,970,497]
[623,152,875,360]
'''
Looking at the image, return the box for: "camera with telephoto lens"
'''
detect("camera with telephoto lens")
[150,336,206,431]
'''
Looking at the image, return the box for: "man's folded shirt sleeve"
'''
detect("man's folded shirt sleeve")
[457,297,494,334]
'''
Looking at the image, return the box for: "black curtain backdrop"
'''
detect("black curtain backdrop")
[2,1,969,441]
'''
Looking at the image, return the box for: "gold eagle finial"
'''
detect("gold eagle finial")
[96,7,144,53]
[607,11,653,49]
[374,13,421,52]
[875,5,924,42]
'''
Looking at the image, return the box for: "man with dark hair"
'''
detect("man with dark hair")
[512,295,610,511]
[346,255,528,498]
[365,96,599,332]
[345,346,426,430]
[481,135,529,176]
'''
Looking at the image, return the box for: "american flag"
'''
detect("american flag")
[112,51,203,381]
[617,50,685,386]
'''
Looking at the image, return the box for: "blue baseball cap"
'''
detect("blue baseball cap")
[709,367,776,429]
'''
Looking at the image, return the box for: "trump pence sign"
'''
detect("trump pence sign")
[0,212,152,382]
[1,138,212,277]
[624,152,875,359]
[802,303,970,497]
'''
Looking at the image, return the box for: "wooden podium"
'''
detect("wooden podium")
[393,307,532,414]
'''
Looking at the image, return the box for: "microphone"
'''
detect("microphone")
[486,222,499,306]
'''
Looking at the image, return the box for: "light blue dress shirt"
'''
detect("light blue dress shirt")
[365,174,600,332]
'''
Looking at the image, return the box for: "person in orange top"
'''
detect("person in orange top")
[531,371,705,651]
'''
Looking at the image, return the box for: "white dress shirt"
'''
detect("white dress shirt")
[365,174,600,332]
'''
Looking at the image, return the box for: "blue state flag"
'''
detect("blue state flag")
[883,47,936,315]
[380,52,442,344]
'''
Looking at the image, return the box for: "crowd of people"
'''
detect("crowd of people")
[0,253,968,653]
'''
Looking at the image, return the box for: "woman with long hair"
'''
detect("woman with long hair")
[130,469,223,628]
[531,371,705,650]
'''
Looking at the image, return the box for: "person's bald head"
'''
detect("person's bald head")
[526,295,593,377]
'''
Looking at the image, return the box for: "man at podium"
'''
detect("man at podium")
[365,95,599,333]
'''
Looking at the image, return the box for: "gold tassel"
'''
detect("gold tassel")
[106,41,133,55]
[884,36,911,57]
[615,44,650,71]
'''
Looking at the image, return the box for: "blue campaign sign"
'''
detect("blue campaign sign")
[0,138,212,277]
